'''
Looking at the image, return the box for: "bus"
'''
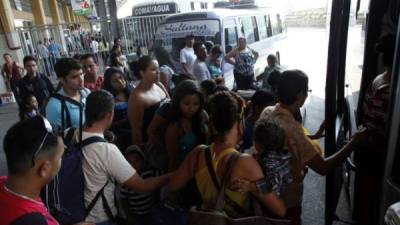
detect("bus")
[325,0,400,224]
[154,8,286,89]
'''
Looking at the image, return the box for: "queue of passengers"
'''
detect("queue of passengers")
[0,35,373,225]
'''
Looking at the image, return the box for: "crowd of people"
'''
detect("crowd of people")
[1,33,393,225]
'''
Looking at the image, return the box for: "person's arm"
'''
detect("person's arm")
[147,113,169,145]
[308,121,325,140]
[180,50,190,73]
[128,92,145,147]
[234,154,286,217]
[251,48,259,62]
[123,173,170,193]
[159,71,169,90]
[224,49,237,65]
[168,147,201,191]
[307,127,368,175]
[165,123,180,171]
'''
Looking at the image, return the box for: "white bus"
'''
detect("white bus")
[154,8,286,89]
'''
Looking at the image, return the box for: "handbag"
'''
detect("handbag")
[188,150,291,225]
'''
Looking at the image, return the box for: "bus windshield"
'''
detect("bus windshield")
[155,19,221,61]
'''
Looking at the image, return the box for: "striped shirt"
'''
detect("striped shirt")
[257,151,292,195]
[120,169,163,215]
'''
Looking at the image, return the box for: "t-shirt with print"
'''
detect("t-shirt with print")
[180,47,196,73]
[45,88,90,128]
[0,176,59,225]
[192,59,211,82]
[259,104,320,208]
[74,131,136,223]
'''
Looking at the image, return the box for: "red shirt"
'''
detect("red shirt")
[0,176,59,225]
[84,75,104,91]
[2,62,21,82]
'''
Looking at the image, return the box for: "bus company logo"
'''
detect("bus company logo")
[164,23,207,33]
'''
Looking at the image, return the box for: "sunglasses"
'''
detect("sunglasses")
[31,117,54,167]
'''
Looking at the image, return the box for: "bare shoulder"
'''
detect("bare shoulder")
[234,153,263,180]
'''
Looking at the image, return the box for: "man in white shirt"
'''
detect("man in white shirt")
[90,37,99,64]
[78,90,170,224]
[180,34,196,74]
[192,42,211,82]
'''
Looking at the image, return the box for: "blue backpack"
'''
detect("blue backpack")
[41,128,111,225]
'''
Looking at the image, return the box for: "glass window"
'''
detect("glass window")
[277,14,283,33]
[155,20,221,61]
[191,2,195,10]
[266,15,272,37]
[12,0,32,12]
[270,14,280,35]
[224,27,238,53]
[241,17,255,44]
[256,15,268,39]
[252,16,259,42]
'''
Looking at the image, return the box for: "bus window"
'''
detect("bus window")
[252,16,260,42]
[241,16,256,43]
[277,14,283,33]
[155,19,221,61]
[266,15,272,37]
[270,14,280,35]
[256,15,268,39]
[224,27,238,53]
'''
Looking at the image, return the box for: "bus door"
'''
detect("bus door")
[223,17,238,89]
[325,0,351,224]
[378,6,400,224]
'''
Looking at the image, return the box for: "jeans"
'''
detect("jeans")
[234,70,254,90]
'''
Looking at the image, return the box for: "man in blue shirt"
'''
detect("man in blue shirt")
[45,58,90,128]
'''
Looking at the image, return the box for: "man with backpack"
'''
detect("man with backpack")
[45,58,90,129]
[56,90,170,224]
[18,56,54,110]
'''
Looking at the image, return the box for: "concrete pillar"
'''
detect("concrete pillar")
[32,0,47,25]
[95,0,111,42]
[108,0,119,40]
[63,4,71,23]
[49,0,67,53]
[0,0,24,93]
[69,6,76,23]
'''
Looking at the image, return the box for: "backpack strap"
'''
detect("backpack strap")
[204,148,247,215]
[51,93,79,130]
[215,152,241,211]
[64,128,76,144]
[80,136,107,148]
[204,147,221,191]
[85,180,109,216]
[81,136,114,221]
